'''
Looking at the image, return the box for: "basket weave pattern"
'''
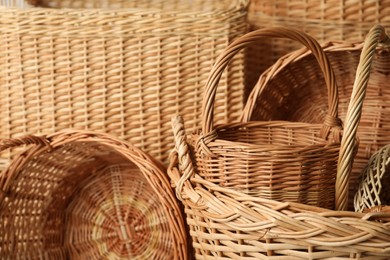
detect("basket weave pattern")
[167,25,390,259]
[245,0,390,96]
[0,0,247,164]
[0,131,187,259]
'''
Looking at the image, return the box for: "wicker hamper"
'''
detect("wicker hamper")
[243,25,390,210]
[167,25,390,259]
[0,0,247,165]
[0,130,188,259]
[245,0,390,96]
[174,27,344,209]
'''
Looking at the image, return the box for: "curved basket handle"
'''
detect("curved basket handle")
[202,27,339,137]
[0,134,51,198]
[0,135,50,152]
[335,25,390,211]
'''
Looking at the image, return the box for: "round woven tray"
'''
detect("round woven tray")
[0,130,188,259]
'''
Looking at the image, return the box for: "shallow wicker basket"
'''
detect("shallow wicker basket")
[245,0,390,96]
[243,26,390,210]
[0,0,247,165]
[355,144,390,212]
[167,25,390,259]
[0,130,187,259]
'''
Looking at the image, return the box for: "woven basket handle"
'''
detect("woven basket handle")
[0,135,50,152]
[168,115,200,203]
[202,27,338,135]
[335,25,390,211]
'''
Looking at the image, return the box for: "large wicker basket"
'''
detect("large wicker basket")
[168,25,390,258]
[245,0,390,96]
[0,130,188,259]
[243,26,390,210]
[0,0,247,165]
[175,27,343,209]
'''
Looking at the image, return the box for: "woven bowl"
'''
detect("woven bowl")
[0,130,187,259]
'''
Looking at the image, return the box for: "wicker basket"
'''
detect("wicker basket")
[243,26,390,210]
[354,144,390,212]
[245,0,390,97]
[0,130,188,259]
[0,0,247,165]
[176,27,343,209]
[167,25,390,258]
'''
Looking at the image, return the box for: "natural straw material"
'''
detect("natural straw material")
[184,27,343,209]
[355,144,390,212]
[243,26,390,210]
[167,25,390,259]
[0,130,187,259]
[245,0,390,96]
[0,0,247,165]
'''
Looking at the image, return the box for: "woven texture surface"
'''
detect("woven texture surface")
[185,27,343,209]
[243,27,390,210]
[355,144,390,212]
[167,25,390,259]
[245,0,390,97]
[0,130,187,259]
[0,0,247,165]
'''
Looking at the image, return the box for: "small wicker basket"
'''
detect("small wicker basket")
[0,0,248,165]
[0,130,188,259]
[168,25,390,258]
[176,27,343,209]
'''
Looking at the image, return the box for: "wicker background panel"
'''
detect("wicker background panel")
[246,0,390,97]
[0,1,247,165]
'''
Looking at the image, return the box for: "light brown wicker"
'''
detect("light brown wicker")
[0,0,247,165]
[354,144,390,212]
[245,0,390,97]
[167,25,390,259]
[178,27,343,209]
[243,26,390,210]
[0,130,188,259]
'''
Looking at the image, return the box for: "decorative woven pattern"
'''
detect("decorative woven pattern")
[245,0,390,97]
[183,27,343,209]
[243,28,390,210]
[166,25,390,259]
[0,130,187,259]
[355,144,390,212]
[0,0,247,165]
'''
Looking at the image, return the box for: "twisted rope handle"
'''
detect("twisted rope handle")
[168,115,200,203]
[202,27,340,138]
[335,24,390,211]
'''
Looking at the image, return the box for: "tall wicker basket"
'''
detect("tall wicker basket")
[0,130,188,259]
[0,0,248,165]
[243,26,390,210]
[168,25,390,259]
[245,0,390,97]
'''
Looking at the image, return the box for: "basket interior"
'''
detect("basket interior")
[0,141,175,259]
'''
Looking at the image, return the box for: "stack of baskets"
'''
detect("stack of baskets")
[2,0,390,259]
[168,25,390,258]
